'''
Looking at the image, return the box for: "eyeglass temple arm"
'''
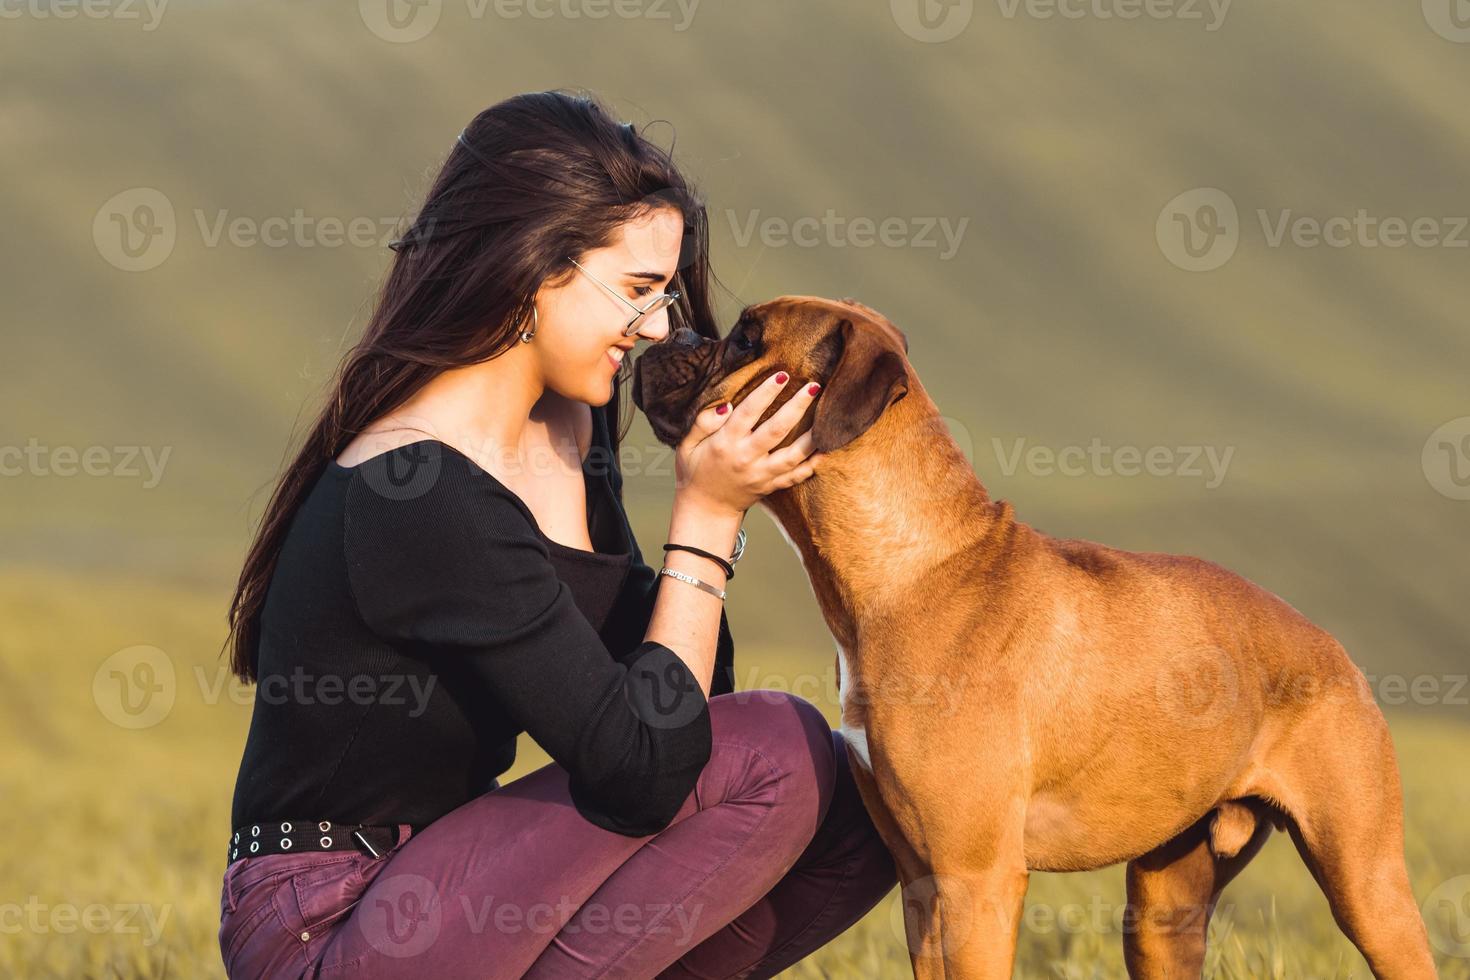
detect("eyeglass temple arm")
[569,257,643,315]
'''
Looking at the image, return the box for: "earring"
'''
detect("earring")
[519,304,538,344]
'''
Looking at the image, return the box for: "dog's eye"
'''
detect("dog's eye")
[730,324,760,353]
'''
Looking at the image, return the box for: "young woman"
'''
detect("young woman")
[218,90,897,978]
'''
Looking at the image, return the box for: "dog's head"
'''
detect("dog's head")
[631,296,911,454]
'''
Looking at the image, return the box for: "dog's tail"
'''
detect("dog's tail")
[1208,798,1290,859]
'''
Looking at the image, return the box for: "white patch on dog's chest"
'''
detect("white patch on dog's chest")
[837,646,873,773]
[768,512,873,773]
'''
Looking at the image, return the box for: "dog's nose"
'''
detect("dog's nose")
[670,326,704,348]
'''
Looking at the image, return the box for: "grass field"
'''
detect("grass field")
[3,565,1466,979]
[5,1,1469,976]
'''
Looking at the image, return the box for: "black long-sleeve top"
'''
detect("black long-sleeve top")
[229,403,735,838]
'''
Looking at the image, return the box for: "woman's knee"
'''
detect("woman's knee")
[705,689,837,817]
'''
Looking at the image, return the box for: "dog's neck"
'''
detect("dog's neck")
[761,383,1013,650]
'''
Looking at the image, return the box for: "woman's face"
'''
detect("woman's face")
[534,208,685,406]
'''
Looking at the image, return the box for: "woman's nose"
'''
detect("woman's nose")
[634,316,673,344]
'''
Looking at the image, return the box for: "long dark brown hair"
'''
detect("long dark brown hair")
[224,90,724,683]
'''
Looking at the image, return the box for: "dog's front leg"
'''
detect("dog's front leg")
[851,725,1031,979]
[895,859,1029,980]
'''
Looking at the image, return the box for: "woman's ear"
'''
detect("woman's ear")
[809,318,910,454]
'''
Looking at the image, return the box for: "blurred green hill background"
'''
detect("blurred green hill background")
[6,0,1467,685]
[3,0,1469,975]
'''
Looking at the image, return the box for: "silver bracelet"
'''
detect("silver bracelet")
[659,565,727,601]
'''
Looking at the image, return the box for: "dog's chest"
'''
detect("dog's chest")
[768,511,874,773]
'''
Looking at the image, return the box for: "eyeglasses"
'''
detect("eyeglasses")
[568,257,681,337]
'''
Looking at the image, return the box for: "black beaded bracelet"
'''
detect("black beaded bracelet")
[662,542,735,580]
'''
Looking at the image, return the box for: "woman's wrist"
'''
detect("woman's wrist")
[668,494,744,562]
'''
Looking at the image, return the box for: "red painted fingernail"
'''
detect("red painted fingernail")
[715,403,729,415]
[807,383,821,396]
[775,372,789,384]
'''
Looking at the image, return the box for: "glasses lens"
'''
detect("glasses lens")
[624,293,677,335]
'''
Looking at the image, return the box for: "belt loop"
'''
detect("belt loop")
[395,823,414,849]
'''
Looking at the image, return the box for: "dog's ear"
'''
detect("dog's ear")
[809,317,910,454]
[840,297,908,353]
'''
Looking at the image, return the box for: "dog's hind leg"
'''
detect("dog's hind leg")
[1270,696,1437,978]
[1123,799,1274,979]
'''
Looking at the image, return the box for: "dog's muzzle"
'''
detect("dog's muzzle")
[632,327,721,446]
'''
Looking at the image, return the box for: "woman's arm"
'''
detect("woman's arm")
[642,494,744,699]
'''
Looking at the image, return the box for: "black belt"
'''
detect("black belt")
[227,819,409,865]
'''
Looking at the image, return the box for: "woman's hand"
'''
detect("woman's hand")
[673,371,826,518]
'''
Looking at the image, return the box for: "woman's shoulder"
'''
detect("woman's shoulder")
[340,439,560,619]
[339,439,539,536]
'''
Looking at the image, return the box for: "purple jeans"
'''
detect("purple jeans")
[218,690,898,978]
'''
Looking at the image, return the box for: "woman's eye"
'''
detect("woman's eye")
[633,285,653,298]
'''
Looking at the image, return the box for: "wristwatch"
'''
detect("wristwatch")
[730,526,747,566]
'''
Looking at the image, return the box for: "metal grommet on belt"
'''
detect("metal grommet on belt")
[319,821,331,832]
[280,821,292,833]
[250,841,259,853]
[280,838,293,849]
[320,836,332,848]
[251,825,260,837]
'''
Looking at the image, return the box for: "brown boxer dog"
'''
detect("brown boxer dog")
[631,297,1436,979]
